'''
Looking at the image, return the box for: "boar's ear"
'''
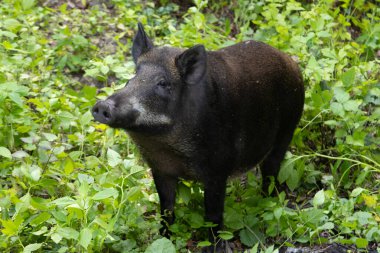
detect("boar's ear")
[175,45,207,85]
[132,23,153,63]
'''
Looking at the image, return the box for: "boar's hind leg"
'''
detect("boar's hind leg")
[261,127,296,193]
[152,170,178,237]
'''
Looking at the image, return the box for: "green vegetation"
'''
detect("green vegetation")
[0,0,379,252]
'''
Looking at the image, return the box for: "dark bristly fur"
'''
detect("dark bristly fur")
[92,23,305,253]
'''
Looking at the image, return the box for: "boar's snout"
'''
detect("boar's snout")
[92,100,115,124]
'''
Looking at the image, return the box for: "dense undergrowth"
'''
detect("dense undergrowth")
[0,0,379,252]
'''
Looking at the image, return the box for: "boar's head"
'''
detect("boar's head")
[92,23,207,133]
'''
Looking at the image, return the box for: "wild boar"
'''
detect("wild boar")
[92,23,304,252]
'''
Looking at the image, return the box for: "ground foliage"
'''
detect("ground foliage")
[0,0,379,252]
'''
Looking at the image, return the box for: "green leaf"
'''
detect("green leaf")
[224,207,244,230]
[355,238,368,248]
[250,243,259,253]
[350,187,365,197]
[144,238,176,253]
[239,228,264,247]
[57,227,79,240]
[1,218,21,236]
[42,133,58,141]
[278,159,294,183]
[92,188,118,200]
[313,190,325,207]
[30,212,51,226]
[51,197,76,206]
[100,65,110,75]
[333,87,350,103]
[22,0,35,10]
[23,243,42,253]
[218,231,234,240]
[187,212,204,229]
[107,148,122,167]
[8,92,24,107]
[341,68,356,87]
[178,183,191,204]
[0,146,12,159]
[330,102,344,117]
[79,228,93,249]
[80,110,93,126]
[318,222,334,230]
[51,233,62,243]
[63,157,75,175]
[197,241,211,247]
[4,19,21,32]
[30,165,42,181]
[273,207,283,220]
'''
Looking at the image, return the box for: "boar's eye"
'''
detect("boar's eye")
[157,80,170,89]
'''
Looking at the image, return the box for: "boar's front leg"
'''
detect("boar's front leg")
[203,177,228,253]
[151,170,178,237]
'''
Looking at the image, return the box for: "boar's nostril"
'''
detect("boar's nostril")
[103,110,110,119]
[92,101,114,124]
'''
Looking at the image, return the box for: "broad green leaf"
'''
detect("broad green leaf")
[178,183,191,204]
[32,226,48,236]
[30,212,51,226]
[100,65,109,75]
[341,68,356,87]
[239,228,264,247]
[63,157,75,175]
[107,148,122,167]
[355,238,368,248]
[197,241,211,247]
[8,92,24,107]
[330,102,344,117]
[350,187,365,197]
[23,243,42,253]
[0,30,17,39]
[354,211,372,226]
[250,243,259,253]
[80,110,93,126]
[343,100,360,112]
[42,133,58,141]
[51,197,76,206]
[318,222,334,230]
[278,159,294,183]
[30,165,42,181]
[313,190,325,207]
[125,186,143,201]
[12,150,29,159]
[79,228,93,249]
[51,233,62,243]
[144,238,176,253]
[273,207,283,220]
[333,87,350,103]
[0,147,12,159]
[4,19,21,32]
[1,219,20,236]
[92,188,118,200]
[218,231,234,240]
[187,212,204,229]
[57,227,79,240]
[22,0,35,10]
[224,207,244,230]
